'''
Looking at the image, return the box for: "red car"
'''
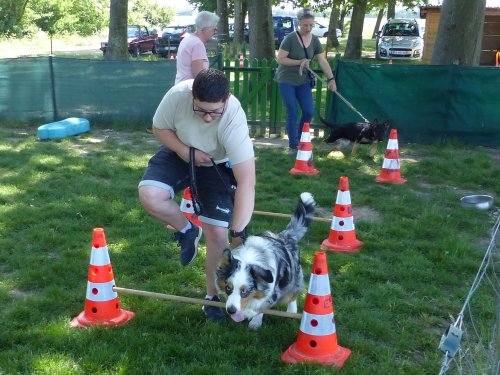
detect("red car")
[100,25,158,57]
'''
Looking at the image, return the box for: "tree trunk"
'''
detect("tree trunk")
[344,0,367,59]
[431,0,486,66]
[326,5,341,52]
[339,4,348,32]
[248,0,274,61]
[387,0,396,19]
[372,8,384,38]
[216,0,229,45]
[106,0,128,61]
[233,0,247,45]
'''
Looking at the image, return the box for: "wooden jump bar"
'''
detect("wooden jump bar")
[113,286,302,320]
[253,210,331,223]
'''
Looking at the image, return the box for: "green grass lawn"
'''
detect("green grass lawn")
[0,125,498,374]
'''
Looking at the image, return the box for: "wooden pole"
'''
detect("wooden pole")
[113,286,302,320]
[253,210,331,223]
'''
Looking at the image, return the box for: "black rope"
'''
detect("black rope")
[210,159,234,198]
[188,147,247,239]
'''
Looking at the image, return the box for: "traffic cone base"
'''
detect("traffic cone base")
[71,300,135,327]
[281,341,351,368]
[375,172,407,184]
[290,167,319,175]
[321,237,363,252]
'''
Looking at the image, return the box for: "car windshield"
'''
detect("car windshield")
[163,26,185,35]
[127,26,140,38]
[383,23,419,37]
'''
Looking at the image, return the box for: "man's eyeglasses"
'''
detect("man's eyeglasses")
[192,100,225,119]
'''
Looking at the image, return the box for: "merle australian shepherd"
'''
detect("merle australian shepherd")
[216,192,315,329]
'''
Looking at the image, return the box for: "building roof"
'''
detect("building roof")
[420,5,500,18]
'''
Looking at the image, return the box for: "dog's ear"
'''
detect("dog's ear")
[216,248,232,276]
[250,265,274,284]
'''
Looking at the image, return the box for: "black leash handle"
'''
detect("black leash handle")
[189,147,202,216]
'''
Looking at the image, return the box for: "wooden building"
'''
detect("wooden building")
[420,5,500,65]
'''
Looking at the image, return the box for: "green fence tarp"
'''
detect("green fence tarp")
[0,56,216,125]
[0,57,499,146]
[330,61,500,147]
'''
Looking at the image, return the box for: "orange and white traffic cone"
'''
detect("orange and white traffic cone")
[282,252,351,368]
[70,228,134,328]
[321,176,363,252]
[239,52,244,68]
[375,129,407,184]
[179,187,202,226]
[290,122,319,175]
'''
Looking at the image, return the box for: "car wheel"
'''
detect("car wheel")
[132,45,140,57]
[324,32,328,38]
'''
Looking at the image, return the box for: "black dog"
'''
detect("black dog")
[320,116,389,157]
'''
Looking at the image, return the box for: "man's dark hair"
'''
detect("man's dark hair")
[192,69,230,103]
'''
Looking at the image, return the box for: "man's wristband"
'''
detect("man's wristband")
[230,229,247,239]
[327,77,335,82]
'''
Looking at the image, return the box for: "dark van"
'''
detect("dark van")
[273,16,298,48]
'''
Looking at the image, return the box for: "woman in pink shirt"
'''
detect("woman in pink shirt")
[175,11,219,84]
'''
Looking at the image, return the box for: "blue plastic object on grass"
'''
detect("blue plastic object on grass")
[38,117,90,140]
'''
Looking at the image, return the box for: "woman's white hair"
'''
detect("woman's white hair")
[195,11,220,30]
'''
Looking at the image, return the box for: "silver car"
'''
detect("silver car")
[376,19,423,60]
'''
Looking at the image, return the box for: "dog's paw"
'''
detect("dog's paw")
[248,313,263,330]
[287,300,298,314]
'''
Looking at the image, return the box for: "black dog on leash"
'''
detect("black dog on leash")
[320,116,389,157]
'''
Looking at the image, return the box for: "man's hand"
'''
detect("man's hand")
[192,148,213,166]
[181,147,212,165]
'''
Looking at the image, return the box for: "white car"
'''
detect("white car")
[311,22,342,38]
[376,18,423,60]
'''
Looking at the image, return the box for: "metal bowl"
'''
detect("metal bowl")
[460,195,494,211]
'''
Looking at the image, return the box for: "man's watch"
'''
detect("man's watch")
[230,229,247,239]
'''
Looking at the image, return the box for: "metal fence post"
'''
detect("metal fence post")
[48,55,58,122]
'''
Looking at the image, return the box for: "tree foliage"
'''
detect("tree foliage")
[129,0,174,28]
[0,0,29,35]
[0,0,109,36]
[0,0,174,37]
[28,0,108,36]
